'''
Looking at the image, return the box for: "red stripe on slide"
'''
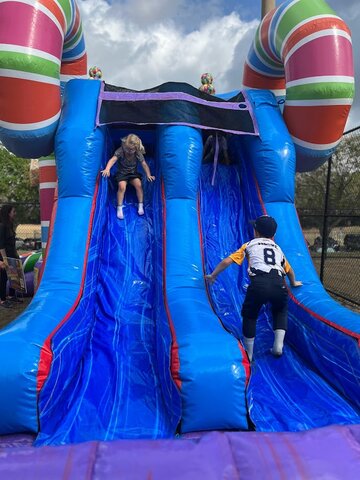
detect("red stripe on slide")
[196,195,251,384]
[289,291,360,344]
[0,77,60,124]
[254,177,360,345]
[161,181,182,390]
[36,176,100,393]
[284,104,351,145]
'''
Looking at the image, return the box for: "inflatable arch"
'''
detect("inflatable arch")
[0,0,359,467]
[0,0,87,157]
[243,0,354,171]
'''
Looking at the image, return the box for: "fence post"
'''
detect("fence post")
[320,155,332,282]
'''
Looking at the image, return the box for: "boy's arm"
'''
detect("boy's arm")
[286,266,302,287]
[101,155,118,176]
[205,257,234,284]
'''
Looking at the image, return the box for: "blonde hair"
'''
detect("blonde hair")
[121,134,145,154]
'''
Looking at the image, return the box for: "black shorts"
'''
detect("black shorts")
[115,172,142,183]
[241,269,288,337]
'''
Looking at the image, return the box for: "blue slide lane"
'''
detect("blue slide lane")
[36,154,181,445]
[200,158,360,431]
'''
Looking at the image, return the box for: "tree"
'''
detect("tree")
[0,146,40,224]
[295,131,360,235]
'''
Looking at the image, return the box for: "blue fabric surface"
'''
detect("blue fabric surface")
[0,79,104,434]
[234,89,360,430]
[36,150,181,445]
[158,125,249,433]
[200,160,360,432]
[1,84,359,441]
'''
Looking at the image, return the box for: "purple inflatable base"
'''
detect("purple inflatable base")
[1,424,359,479]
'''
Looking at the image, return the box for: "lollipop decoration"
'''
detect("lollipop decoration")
[199,73,215,95]
[89,66,103,80]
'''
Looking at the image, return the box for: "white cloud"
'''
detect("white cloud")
[78,0,360,129]
[79,0,257,92]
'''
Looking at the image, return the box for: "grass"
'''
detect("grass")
[311,255,360,309]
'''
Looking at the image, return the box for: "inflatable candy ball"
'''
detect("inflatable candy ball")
[199,83,216,95]
[201,72,213,85]
[89,66,103,80]
[199,73,215,95]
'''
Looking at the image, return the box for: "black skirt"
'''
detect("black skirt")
[114,172,142,183]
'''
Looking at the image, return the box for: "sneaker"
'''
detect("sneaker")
[270,347,283,358]
[0,300,13,308]
[117,205,124,220]
[138,204,144,216]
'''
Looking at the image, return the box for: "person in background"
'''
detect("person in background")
[205,215,302,361]
[101,134,155,220]
[0,205,21,308]
[202,132,230,165]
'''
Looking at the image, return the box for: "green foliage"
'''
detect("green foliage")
[0,147,40,224]
[296,132,360,233]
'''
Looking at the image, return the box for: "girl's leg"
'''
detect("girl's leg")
[130,178,144,215]
[117,181,127,206]
[117,181,127,219]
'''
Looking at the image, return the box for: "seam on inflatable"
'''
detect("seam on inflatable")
[36,175,101,396]
[160,180,182,390]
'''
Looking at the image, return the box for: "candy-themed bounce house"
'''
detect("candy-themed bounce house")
[0,0,359,477]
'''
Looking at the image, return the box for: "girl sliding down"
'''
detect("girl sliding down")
[101,134,155,219]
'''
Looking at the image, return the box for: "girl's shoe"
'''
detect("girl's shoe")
[138,204,144,216]
[117,205,124,219]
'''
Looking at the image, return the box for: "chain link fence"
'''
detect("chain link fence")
[296,126,360,308]
[0,202,41,252]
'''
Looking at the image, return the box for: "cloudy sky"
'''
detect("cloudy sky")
[79,0,360,129]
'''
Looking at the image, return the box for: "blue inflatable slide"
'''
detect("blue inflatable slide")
[0,80,359,445]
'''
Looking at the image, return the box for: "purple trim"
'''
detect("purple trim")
[242,90,259,135]
[211,133,219,186]
[96,120,259,136]
[95,81,105,127]
[100,91,248,111]
[1,426,360,478]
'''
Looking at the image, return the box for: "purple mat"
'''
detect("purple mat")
[1,425,359,479]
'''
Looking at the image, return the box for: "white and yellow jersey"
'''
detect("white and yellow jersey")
[229,238,291,277]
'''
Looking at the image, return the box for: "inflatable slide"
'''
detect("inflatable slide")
[0,0,359,477]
